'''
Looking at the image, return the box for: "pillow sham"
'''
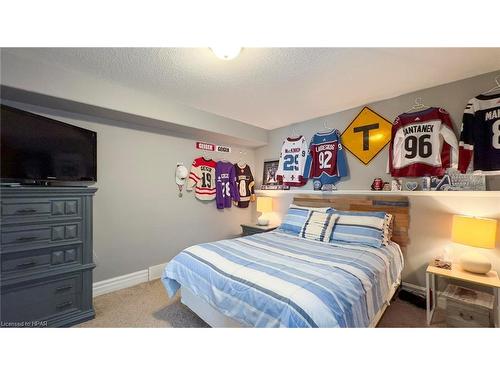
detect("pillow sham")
[300,211,338,242]
[329,209,390,248]
[277,204,329,235]
[383,213,394,244]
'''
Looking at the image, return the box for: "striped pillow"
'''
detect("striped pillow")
[277,204,329,236]
[329,209,389,248]
[300,211,338,242]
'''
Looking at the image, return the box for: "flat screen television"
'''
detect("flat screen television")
[1,105,97,185]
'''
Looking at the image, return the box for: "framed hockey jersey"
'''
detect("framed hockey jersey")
[215,161,240,209]
[458,92,500,175]
[389,107,459,177]
[187,157,217,200]
[303,129,348,185]
[276,136,308,187]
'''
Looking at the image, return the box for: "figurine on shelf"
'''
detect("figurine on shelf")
[371,178,384,191]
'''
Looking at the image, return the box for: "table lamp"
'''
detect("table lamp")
[256,197,273,226]
[450,215,497,274]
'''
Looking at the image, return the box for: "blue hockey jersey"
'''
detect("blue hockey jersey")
[303,130,348,185]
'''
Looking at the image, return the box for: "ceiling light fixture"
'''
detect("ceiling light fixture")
[210,47,242,60]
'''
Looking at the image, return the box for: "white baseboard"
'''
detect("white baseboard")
[93,269,149,297]
[148,263,167,281]
[402,281,446,308]
[402,281,425,296]
[92,262,167,297]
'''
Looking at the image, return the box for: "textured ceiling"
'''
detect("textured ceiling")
[5,48,500,129]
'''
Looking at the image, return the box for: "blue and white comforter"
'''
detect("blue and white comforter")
[162,231,404,328]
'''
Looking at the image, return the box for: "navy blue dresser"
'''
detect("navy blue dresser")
[1,186,97,327]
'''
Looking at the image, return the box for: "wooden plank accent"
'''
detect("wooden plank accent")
[292,194,410,248]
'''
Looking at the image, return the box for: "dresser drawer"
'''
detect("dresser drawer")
[446,300,492,328]
[1,197,82,223]
[1,222,81,248]
[1,273,83,323]
[1,244,83,279]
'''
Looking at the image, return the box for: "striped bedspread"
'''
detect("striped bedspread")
[162,231,404,328]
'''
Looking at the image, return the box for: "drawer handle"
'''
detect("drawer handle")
[16,260,37,269]
[55,285,73,292]
[16,208,37,214]
[15,236,38,242]
[459,312,474,321]
[56,301,73,309]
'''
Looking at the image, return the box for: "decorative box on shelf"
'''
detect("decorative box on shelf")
[442,284,494,328]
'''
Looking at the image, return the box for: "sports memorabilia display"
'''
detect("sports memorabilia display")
[388,107,459,177]
[303,129,348,187]
[215,161,240,209]
[370,178,384,191]
[458,92,500,175]
[234,162,255,208]
[175,163,189,197]
[187,157,217,201]
[276,136,308,187]
[262,160,279,187]
[341,107,392,165]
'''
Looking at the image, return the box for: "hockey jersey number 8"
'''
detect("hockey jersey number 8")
[276,136,308,186]
[389,107,459,177]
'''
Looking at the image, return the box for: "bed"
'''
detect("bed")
[162,195,409,328]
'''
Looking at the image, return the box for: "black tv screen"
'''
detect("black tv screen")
[1,105,97,185]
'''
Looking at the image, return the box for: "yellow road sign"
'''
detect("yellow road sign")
[341,107,392,165]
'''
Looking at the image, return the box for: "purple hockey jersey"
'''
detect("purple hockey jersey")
[215,161,240,209]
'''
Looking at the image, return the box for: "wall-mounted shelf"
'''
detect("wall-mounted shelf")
[255,189,500,197]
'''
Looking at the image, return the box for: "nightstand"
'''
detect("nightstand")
[426,263,500,327]
[240,223,278,237]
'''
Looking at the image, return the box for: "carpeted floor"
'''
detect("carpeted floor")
[77,279,445,328]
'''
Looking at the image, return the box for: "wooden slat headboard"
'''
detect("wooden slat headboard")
[292,194,410,248]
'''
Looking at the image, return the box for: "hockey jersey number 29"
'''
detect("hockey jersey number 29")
[276,136,308,187]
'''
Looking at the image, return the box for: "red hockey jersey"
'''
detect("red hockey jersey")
[389,107,459,177]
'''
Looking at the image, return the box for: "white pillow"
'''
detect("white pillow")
[300,211,338,242]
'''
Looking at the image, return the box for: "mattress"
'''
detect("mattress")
[162,231,404,328]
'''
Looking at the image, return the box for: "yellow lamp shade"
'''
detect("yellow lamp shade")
[451,215,497,249]
[256,197,273,213]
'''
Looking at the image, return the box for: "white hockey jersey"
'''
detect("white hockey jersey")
[276,136,308,186]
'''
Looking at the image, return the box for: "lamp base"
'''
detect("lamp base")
[257,216,270,226]
[459,252,492,274]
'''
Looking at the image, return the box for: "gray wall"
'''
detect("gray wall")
[254,70,500,287]
[2,101,256,282]
[255,70,500,190]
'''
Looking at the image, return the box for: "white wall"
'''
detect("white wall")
[254,70,500,287]
[3,101,256,282]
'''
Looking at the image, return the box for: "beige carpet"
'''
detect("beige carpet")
[77,279,444,328]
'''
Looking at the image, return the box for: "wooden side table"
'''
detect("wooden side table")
[426,264,500,327]
[240,223,278,237]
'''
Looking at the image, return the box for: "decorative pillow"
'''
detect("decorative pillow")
[329,209,389,248]
[300,211,338,242]
[277,204,329,235]
[383,213,394,245]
